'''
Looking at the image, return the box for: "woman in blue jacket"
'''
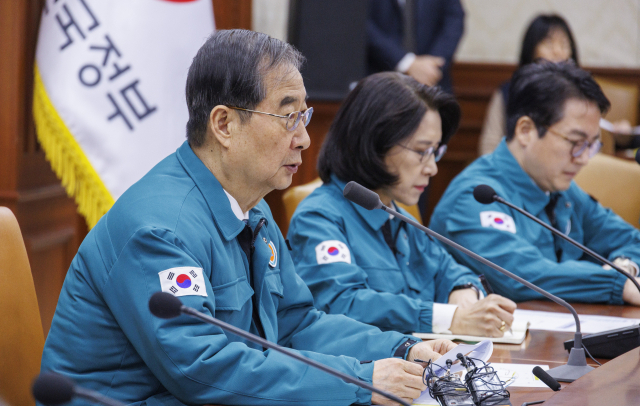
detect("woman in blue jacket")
[288,72,516,337]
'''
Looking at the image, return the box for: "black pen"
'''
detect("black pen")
[479,274,494,295]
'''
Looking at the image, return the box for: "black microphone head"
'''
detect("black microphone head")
[32,372,75,406]
[343,181,383,210]
[473,184,498,205]
[635,148,640,165]
[149,292,183,319]
[532,366,561,391]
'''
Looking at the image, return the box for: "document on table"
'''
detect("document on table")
[412,340,493,406]
[514,309,640,333]
[490,363,550,388]
[413,319,530,344]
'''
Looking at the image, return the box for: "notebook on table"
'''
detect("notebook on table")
[413,319,530,344]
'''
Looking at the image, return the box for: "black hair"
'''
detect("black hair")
[185,29,304,147]
[317,72,460,189]
[505,61,610,141]
[519,14,579,67]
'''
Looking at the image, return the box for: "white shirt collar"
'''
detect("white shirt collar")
[223,189,249,221]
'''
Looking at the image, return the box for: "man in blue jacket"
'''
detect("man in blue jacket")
[40,30,455,406]
[431,61,640,305]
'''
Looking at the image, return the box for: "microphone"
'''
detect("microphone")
[473,184,640,295]
[456,353,473,373]
[343,181,592,382]
[532,367,561,391]
[342,181,383,210]
[148,292,411,406]
[472,184,498,205]
[32,372,126,406]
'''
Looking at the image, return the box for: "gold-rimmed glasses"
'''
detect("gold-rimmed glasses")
[397,143,448,163]
[228,106,313,131]
[546,127,602,158]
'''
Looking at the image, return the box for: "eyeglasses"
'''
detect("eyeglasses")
[228,106,313,131]
[546,127,602,158]
[397,143,448,163]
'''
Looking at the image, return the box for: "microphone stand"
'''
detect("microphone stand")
[490,194,640,295]
[376,204,592,381]
[74,387,127,406]
[342,182,593,382]
[177,306,412,406]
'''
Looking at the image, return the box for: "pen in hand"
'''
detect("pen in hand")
[479,275,512,335]
[479,274,494,295]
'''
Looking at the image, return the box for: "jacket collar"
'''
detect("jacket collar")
[330,175,391,231]
[493,139,561,216]
[176,141,265,241]
[224,189,250,221]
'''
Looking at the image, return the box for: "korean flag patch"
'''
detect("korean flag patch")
[316,240,351,264]
[159,267,207,297]
[480,211,516,234]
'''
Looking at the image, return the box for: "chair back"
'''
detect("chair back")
[597,77,639,126]
[574,154,640,227]
[595,77,639,154]
[282,178,422,226]
[0,207,44,406]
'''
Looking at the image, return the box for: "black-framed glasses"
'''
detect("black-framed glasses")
[397,143,448,163]
[228,106,313,131]
[546,127,602,158]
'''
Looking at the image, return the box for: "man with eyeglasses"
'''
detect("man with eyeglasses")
[41,30,458,406]
[431,61,640,306]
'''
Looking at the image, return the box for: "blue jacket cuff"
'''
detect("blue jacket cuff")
[392,336,422,359]
[611,269,628,305]
[418,301,434,333]
[353,361,375,405]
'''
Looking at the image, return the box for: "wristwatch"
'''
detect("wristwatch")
[450,283,481,299]
[394,338,421,359]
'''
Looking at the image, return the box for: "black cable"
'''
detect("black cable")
[423,360,474,406]
[582,344,602,366]
[464,357,511,405]
[422,356,516,406]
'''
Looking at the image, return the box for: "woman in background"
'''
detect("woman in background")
[288,72,516,337]
[478,14,578,155]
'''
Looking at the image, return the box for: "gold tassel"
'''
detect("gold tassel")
[32,64,114,229]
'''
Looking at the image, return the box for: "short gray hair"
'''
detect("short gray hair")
[185,29,305,147]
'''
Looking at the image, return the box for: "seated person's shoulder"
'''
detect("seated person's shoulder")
[566,181,597,205]
[291,182,348,222]
[438,162,504,207]
[432,168,507,232]
[103,160,209,253]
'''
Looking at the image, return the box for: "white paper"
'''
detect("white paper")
[413,318,530,344]
[514,309,640,333]
[488,363,550,388]
[412,340,493,405]
[600,118,640,135]
[412,395,440,406]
